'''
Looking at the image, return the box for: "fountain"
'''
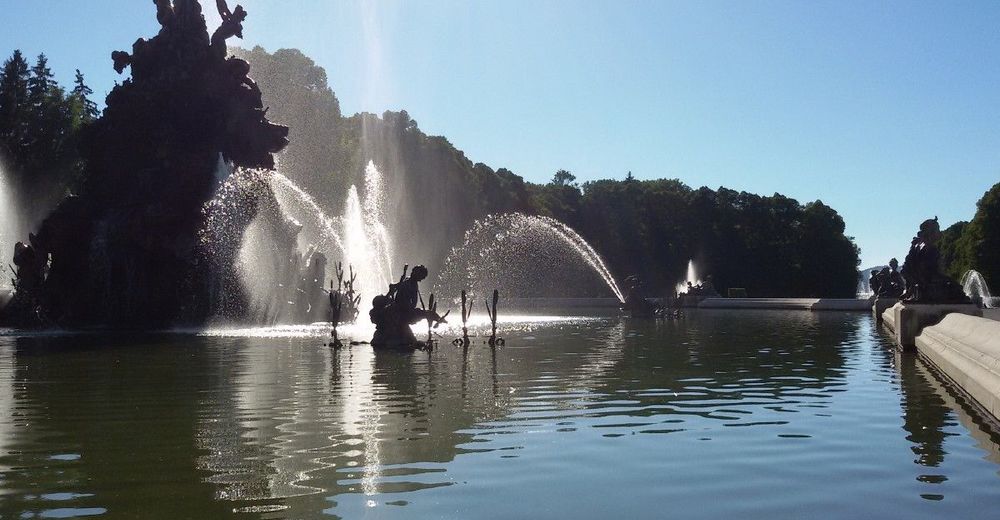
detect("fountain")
[961,270,996,309]
[0,164,18,306]
[438,213,624,303]
[675,259,701,296]
[200,160,394,324]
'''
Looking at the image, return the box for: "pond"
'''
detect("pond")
[1,310,999,519]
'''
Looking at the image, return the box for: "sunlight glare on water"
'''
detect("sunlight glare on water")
[2,311,1000,519]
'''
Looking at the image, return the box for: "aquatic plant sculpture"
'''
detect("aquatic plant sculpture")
[485,289,504,347]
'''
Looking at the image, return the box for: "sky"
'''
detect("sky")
[2,0,999,268]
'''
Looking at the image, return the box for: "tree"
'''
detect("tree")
[551,169,576,187]
[797,201,860,297]
[72,69,99,121]
[949,183,1000,288]
[938,221,969,280]
[27,54,55,110]
[0,51,89,209]
[0,50,31,161]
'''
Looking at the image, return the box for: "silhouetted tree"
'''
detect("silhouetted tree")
[941,183,1000,288]
[5,45,862,298]
[0,50,90,218]
[72,69,99,121]
[551,169,576,187]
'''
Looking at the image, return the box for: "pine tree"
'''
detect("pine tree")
[0,50,31,157]
[28,54,55,108]
[72,69,99,121]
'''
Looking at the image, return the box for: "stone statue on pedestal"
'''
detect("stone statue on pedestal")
[873,258,904,299]
[900,218,968,303]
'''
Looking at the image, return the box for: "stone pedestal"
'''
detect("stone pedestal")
[872,297,898,323]
[679,295,702,308]
[884,301,982,351]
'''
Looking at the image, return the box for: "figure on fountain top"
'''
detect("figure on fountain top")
[900,218,969,303]
[622,275,662,318]
[874,258,904,299]
[370,265,446,349]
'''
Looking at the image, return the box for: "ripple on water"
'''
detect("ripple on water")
[2,311,1000,518]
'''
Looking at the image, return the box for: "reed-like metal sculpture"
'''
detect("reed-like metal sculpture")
[486,289,504,347]
[334,261,361,323]
[460,290,473,346]
[328,284,344,349]
[419,292,450,346]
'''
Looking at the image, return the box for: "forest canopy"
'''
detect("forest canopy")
[234,46,861,298]
[2,45,864,298]
[0,50,97,219]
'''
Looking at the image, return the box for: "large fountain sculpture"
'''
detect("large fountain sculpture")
[900,218,969,304]
[0,0,289,328]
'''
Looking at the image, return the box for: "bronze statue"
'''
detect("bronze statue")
[211,0,248,58]
[900,218,968,303]
[154,0,174,26]
[3,0,290,328]
[369,265,447,349]
[873,258,904,299]
[621,275,661,317]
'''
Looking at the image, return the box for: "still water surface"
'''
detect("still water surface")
[1,310,1000,519]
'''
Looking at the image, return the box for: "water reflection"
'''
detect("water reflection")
[0,334,235,519]
[1,312,1000,518]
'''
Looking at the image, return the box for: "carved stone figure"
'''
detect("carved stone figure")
[869,268,883,296]
[2,1,290,328]
[900,218,969,303]
[873,258,904,299]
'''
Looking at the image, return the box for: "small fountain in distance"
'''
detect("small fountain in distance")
[438,213,624,303]
[962,270,996,309]
[675,259,701,296]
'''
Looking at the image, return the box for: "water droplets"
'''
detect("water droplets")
[438,213,623,302]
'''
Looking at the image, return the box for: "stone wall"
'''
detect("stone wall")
[916,313,1000,421]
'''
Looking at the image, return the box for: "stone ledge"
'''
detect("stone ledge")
[916,313,1000,421]
[884,301,982,351]
[697,298,871,311]
[872,297,898,322]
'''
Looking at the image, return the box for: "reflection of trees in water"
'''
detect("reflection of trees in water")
[0,335,235,519]
[586,311,854,416]
[14,313,1000,516]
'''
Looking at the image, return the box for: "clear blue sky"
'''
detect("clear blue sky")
[3,1,999,268]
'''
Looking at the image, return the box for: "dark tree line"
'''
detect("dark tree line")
[3,44,862,297]
[939,182,1000,289]
[529,176,860,297]
[0,50,98,220]
[236,45,860,297]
